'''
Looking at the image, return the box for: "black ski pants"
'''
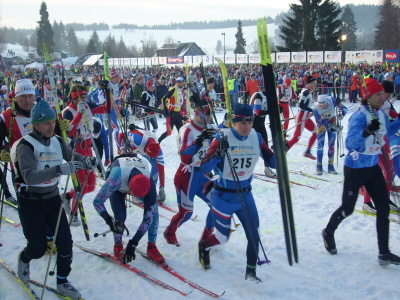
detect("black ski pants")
[18,193,73,278]
[325,164,390,254]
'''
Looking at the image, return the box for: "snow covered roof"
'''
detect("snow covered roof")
[82,54,103,66]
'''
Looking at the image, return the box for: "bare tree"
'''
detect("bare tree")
[164,36,175,44]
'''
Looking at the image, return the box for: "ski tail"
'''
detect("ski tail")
[257,17,298,265]
[0,258,41,300]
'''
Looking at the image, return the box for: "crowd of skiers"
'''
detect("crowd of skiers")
[1,61,400,299]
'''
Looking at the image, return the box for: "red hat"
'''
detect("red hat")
[109,70,120,79]
[129,174,151,198]
[284,78,292,86]
[144,142,160,158]
[146,81,155,89]
[365,78,384,97]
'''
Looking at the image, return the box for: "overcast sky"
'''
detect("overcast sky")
[0,0,380,29]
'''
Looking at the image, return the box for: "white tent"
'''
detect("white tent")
[24,62,43,71]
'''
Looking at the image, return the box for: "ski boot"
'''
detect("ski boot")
[328,164,337,174]
[304,149,316,160]
[316,164,323,175]
[198,241,211,270]
[322,229,337,255]
[245,266,262,283]
[147,242,167,266]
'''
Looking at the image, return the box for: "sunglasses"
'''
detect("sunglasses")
[233,115,254,122]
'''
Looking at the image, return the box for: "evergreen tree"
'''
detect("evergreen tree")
[36,1,54,56]
[234,20,246,54]
[66,26,79,54]
[116,36,128,57]
[58,22,67,51]
[315,1,342,50]
[375,0,400,49]
[103,34,117,57]
[341,5,358,51]
[278,0,342,52]
[215,40,222,55]
[86,30,101,53]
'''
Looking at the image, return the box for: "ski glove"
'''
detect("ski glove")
[77,101,86,113]
[105,217,124,234]
[158,187,166,204]
[84,157,98,171]
[195,129,214,146]
[59,119,70,132]
[123,240,138,264]
[57,161,84,175]
[362,119,380,137]
[337,114,344,121]
[0,150,11,163]
[215,136,230,158]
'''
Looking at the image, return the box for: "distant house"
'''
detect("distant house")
[52,51,75,60]
[155,42,206,57]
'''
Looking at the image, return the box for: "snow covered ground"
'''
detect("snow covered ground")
[1,100,400,300]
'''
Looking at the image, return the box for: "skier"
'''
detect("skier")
[12,99,97,300]
[158,77,187,144]
[198,103,275,282]
[362,80,400,213]
[249,88,277,176]
[62,84,107,225]
[164,94,214,246]
[140,81,158,134]
[0,79,38,205]
[93,156,166,265]
[118,124,165,203]
[322,78,400,266]
[277,77,297,133]
[313,95,347,175]
[287,75,317,159]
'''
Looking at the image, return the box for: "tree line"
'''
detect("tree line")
[277,0,400,52]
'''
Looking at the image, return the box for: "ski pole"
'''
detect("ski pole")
[94,229,112,238]
[41,195,68,299]
[285,112,314,132]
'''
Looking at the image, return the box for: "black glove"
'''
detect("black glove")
[84,157,98,171]
[195,129,214,146]
[123,239,138,264]
[362,119,380,137]
[215,136,230,158]
[106,217,124,234]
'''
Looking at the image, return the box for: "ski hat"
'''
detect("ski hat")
[232,104,254,123]
[92,117,102,139]
[1,85,7,91]
[317,95,329,105]
[109,70,120,79]
[384,72,393,80]
[284,78,292,86]
[31,98,56,125]
[15,79,35,97]
[365,78,384,97]
[381,80,394,93]
[146,80,155,89]
[305,76,316,84]
[144,142,160,158]
[129,174,151,198]
[352,72,358,76]
[176,77,185,82]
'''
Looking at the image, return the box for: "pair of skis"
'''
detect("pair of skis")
[75,244,223,297]
[257,17,298,266]
[0,257,76,299]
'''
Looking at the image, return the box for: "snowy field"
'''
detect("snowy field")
[1,100,400,300]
